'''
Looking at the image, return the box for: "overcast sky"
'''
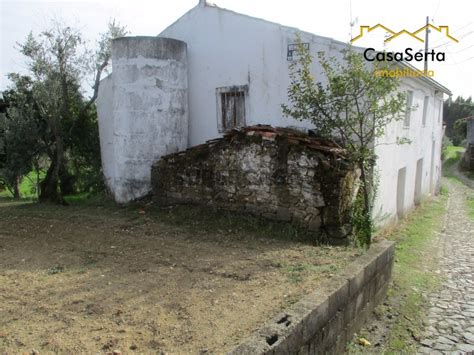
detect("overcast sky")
[1,0,473,98]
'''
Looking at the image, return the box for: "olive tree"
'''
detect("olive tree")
[11,20,127,203]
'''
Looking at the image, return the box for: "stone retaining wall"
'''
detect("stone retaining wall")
[462,144,474,171]
[230,240,395,354]
[151,126,359,243]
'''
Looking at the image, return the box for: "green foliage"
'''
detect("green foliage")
[47,264,65,275]
[453,117,468,146]
[442,145,464,180]
[282,41,406,153]
[0,170,46,199]
[282,39,407,247]
[349,191,448,353]
[441,135,453,159]
[2,20,127,202]
[382,193,447,352]
[0,76,47,198]
[443,96,473,145]
[351,189,373,247]
[467,196,474,220]
[283,262,338,283]
[440,184,449,196]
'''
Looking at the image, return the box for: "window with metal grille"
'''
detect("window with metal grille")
[216,86,248,132]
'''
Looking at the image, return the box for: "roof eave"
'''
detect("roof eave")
[396,61,452,96]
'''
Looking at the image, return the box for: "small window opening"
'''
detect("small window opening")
[216,85,248,132]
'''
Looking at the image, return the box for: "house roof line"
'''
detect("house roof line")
[158,3,199,37]
[398,61,452,95]
[159,1,451,96]
[159,1,344,46]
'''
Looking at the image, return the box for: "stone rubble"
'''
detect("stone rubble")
[152,125,360,244]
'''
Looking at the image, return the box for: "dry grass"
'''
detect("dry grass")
[0,199,360,353]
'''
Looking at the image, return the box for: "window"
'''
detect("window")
[287,42,309,61]
[216,86,248,132]
[422,96,429,126]
[404,90,414,127]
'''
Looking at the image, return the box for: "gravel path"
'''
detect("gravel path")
[419,178,474,354]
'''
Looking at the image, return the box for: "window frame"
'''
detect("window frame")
[216,85,249,133]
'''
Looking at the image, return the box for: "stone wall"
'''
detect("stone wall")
[152,125,359,243]
[467,118,474,145]
[462,144,474,171]
[464,119,474,170]
[230,240,395,354]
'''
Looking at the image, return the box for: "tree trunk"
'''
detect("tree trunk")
[358,160,372,247]
[40,157,59,203]
[39,148,66,204]
[59,160,75,196]
[359,162,371,216]
[35,164,40,199]
[12,176,21,199]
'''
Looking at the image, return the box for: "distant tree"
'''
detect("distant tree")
[282,42,406,247]
[6,20,128,203]
[453,118,468,145]
[443,96,473,145]
[0,75,46,198]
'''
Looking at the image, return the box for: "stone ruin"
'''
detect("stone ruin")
[151,125,360,244]
[463,117,474,170]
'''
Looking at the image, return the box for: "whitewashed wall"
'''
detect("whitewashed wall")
[97,74,115,193]
[373,79,444,224]
[159,3,445,223]
[97,37,188,203]
[159,4,345,147]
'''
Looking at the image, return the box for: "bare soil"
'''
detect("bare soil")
[0,198,360,354]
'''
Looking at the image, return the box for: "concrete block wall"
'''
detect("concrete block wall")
[230,240,395,354]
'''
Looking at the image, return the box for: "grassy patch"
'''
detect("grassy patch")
[348,190,448,353]
[283,262,339,283]
[467,196,474,220]
[443,145,464,169]
[442,145,464,180]
[144,203,323,245]
[0,170,46,199]
[47,264,65,275]
[382,191,447,352]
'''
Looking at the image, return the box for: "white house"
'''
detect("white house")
[97,0,450,224]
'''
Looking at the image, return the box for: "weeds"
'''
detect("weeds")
[47,264,65,275]
[467,196,474,220]
[283,262,339,283]
[348,190,447,353]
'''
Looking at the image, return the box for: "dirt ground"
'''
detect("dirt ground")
[0,198,360,354]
